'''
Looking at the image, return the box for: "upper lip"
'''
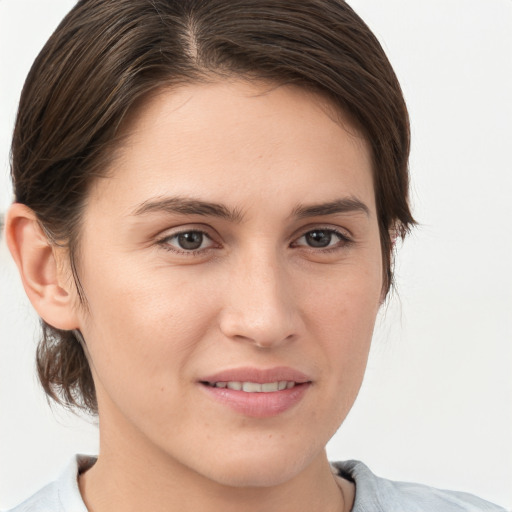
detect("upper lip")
[200,366,311,384]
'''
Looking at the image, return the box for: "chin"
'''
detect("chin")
[208,461,302,489]
[193,441,322,489]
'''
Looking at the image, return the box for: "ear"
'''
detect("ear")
[5,203,80,330]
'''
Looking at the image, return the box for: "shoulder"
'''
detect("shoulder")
[5,455,94,512]
[5,480,62,512]
[332,460,507,512]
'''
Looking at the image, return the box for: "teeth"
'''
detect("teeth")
[243,382,263,392]
[213,381,296,392]
[261,382,278,392]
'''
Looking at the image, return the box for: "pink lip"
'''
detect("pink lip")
[199,366,312,418]
[201,366,311,384]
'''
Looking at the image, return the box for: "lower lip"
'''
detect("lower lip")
[200,383,310,418]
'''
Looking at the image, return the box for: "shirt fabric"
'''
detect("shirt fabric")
[6,455,507,512]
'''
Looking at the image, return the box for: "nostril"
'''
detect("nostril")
[252,333,295,349]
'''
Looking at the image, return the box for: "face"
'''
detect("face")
[72,81,383,487]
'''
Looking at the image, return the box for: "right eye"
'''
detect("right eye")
[159,230,215,253]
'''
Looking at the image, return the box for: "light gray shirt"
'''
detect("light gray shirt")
[6,456,507,511]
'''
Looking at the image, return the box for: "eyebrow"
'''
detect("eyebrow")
[131,195,369,223]
[131,196,244,223]
[291,197,370,219]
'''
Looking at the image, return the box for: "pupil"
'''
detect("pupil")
[178,232,203,250]
[306,230,331,248]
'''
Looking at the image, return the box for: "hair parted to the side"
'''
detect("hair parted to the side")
[11,0,415,414]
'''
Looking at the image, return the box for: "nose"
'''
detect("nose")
[219,249,300,349]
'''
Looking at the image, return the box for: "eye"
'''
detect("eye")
[160,230,215,252]
[293,228,350,249]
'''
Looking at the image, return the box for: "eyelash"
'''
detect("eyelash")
[156,227,353,256]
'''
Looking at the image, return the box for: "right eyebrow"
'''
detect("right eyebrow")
[131,196,245,223]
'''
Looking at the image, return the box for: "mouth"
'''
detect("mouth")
[202,380,299,392]
[199,367,312,417]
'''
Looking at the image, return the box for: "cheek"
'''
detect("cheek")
[302,259,382,389]
[315,290,378,380]
[304,256,382,333]
[77,261,216,403]
[81,250,215,330]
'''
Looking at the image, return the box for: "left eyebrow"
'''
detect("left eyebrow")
[291,197,370,219]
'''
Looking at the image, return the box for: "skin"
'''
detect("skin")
[7,80,384,512]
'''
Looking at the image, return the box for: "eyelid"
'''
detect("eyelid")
[155,223,219,240]
[291,224,352,241]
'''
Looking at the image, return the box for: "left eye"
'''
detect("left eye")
[163,231,214,251]
[294,229,347,248]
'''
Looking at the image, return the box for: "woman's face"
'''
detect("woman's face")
[73,81,383,487]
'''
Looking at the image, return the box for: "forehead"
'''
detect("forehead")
[89,80,375,218]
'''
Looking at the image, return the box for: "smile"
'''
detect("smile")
[205,381,297,392]
[199,368,311,417]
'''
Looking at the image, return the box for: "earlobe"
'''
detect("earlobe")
[5,203,80,330]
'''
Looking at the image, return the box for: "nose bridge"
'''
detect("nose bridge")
[219,243,298,347]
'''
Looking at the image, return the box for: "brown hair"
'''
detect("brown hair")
[11,0,414,413]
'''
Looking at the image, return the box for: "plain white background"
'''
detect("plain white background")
[0,0,511,509]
